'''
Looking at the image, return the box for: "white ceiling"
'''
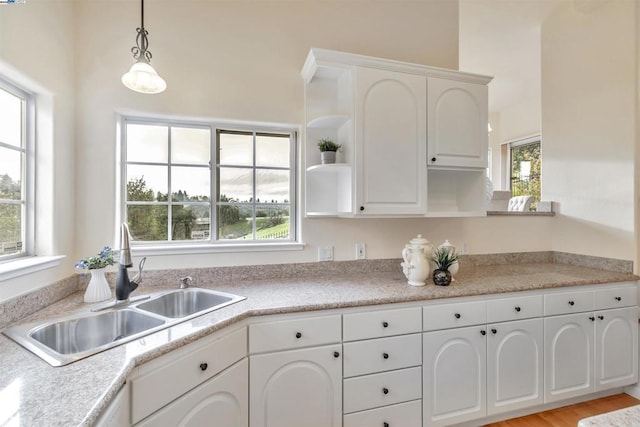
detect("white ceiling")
[459,0,563,113]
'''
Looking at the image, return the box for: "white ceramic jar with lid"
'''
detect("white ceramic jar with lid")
[401,234,434,286]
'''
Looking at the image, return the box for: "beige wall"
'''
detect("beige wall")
[1,0,556,299]
[0,1,77,298]
[542,0,637,262]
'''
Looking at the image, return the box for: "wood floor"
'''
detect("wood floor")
[485,394,640,427]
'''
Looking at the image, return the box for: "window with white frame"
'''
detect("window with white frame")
[508,136,541,207]
[121,117,296,246]
[0,79,32,261]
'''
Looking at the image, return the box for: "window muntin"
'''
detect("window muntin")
[122,118,295,246]
[0,80,31,261]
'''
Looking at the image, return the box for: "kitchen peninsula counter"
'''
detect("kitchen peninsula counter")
[1,258,637,426]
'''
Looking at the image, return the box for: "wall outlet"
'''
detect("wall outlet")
[356,243,366,260]
[461,242,469,254]
[318,246,333,262]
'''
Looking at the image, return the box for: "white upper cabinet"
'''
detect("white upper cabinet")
[355,67,427,215]
[301,48,492,217]
[427,78,488,169]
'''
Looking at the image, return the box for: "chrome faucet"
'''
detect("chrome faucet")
[115,223,146,302]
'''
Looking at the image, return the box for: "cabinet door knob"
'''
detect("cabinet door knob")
[480,330,486,336]
[515,306,521,312]
[382,321,389,328]
[295,332,302,339]
[491,328,497,334]
[199,363,208,371]
[598,315,604,320]
[454,313,461,319]
[431,157,437,162]
[615,296,622,301]
[360,206,365,211]
[384,423,389,427]
[568,301,575,306]
[334,351,340,358]
[589,316,595,321]
[383,352,389,359]
[382,387,389,395]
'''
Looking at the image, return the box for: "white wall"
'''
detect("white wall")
[0,1,77,298]
[1,0,556,299]
[542,0,637,262]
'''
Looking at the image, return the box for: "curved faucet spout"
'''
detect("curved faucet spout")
[115,223,145,302]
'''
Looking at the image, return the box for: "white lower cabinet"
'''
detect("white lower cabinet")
[423,325,487,427]
[544,306,638,403]
[249,344,342,427]
[487,318,544,415]
[137,359,248,427]
[95,385,129,427]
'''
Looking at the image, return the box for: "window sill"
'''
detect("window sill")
[131,242,305,257]
[0,255,66,282]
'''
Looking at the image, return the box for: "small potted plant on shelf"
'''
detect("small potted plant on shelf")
[432,247,459,286]
[317,138,342,164]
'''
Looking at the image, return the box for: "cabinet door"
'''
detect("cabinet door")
[487,319,543,415]
[250,344,342,427]
[137,359,248,427]
[355,67,427,215]
[544,313,595,403]
[595,306,638,391]
[427,77,488,168]
[423,326,486,427]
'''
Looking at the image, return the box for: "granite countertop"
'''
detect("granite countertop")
[578,405,640,426]
[0,261,637,427]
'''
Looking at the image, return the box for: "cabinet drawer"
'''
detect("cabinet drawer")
[131,327,247,424]
[343,366,422,414]
[343,334,421,377]
[343,307,422,341]
[249,314,341,353]
[544,290,594,316]
[343,399,422,427]
[595,286,638,310]
[487,295,543,323]
[423,300,486,331]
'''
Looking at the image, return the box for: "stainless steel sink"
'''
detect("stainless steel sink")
[30,309,165,355]
[135,288,237,318]
[3,287,245,366]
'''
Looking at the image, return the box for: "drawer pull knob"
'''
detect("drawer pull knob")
[382,321,389,328]
[431,157,437,162]
[360,206,365,211]
[334,351,340,358]
[382,387,389,395]
[598,315,604,320]
[199,363,208,371]
[454,313,461,319]
[589,316,595,321]
[383,352,389,359]
[568,301,575,306]
[515,306,521,312]
[491,328,497,334]
[480,330,486,336]
[295,332,302,339]
[615,296,622,301]
[384,423,389,427]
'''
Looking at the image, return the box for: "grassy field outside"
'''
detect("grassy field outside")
[219,217,290,240]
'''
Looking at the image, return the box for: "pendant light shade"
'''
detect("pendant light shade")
[122,0,166,94]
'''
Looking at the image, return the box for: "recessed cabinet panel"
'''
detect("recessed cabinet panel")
[355,67,427,215]
[428,77,488,169]
[595,307,638,390]
[544,313,594,403]
[487,319,543,415]
[423,326,487,426]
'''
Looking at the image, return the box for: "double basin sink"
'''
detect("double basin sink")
[3,288,246,366]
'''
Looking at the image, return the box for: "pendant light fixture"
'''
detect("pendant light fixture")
[121,0,166,94]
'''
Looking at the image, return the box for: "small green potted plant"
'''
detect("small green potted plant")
[432,247,459,286]
[317,138,342,164]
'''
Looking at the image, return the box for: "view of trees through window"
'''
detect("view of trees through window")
[0,83,26,258]
[510,141,541,208]
[124,121,292,243]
